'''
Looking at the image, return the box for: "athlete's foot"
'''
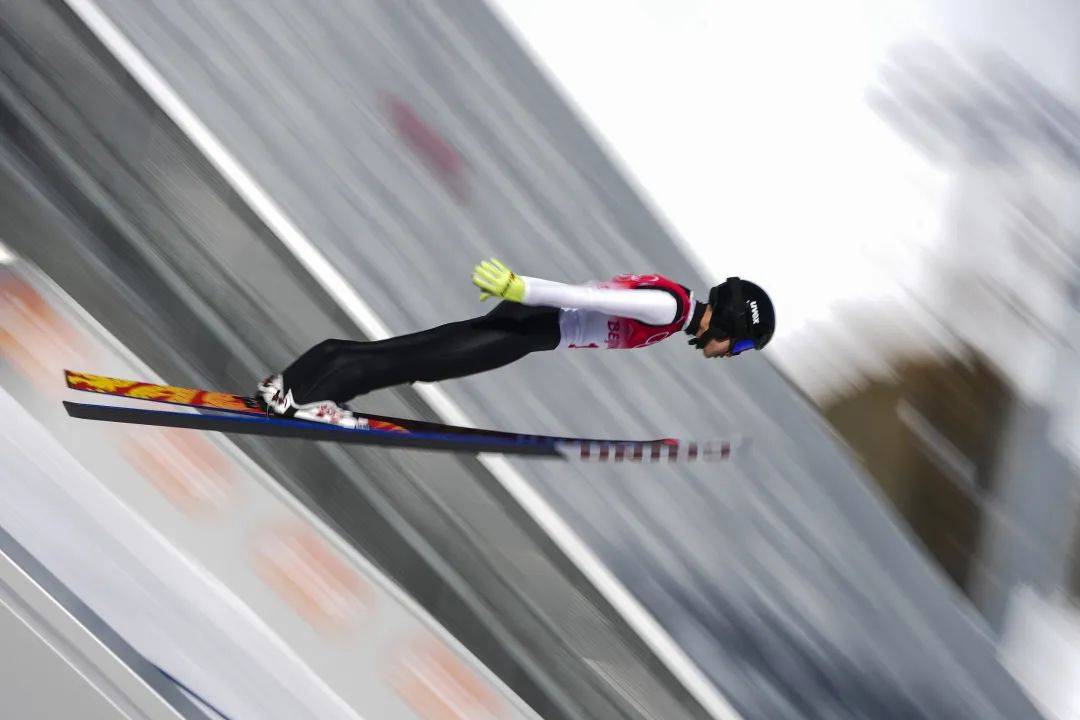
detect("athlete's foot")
[255,374,365,429]
[285,395,365,429]
[256,374,287,413]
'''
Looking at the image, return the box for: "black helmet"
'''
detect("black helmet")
[689,277,775,354]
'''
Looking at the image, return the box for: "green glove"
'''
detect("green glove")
[471,258,526,302]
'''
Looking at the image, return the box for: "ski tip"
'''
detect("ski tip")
[63,368,94,390]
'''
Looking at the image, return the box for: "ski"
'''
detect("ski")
[64,370,744,462]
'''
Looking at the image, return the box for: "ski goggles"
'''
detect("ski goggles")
[729,338,757,356]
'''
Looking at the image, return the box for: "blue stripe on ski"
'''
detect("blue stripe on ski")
[62,401,565,456]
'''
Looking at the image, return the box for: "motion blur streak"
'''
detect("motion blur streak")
[0,1,1064,719]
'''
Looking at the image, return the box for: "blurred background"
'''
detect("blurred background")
[0,0,1076,718]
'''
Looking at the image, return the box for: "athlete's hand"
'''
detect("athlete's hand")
[471,258,525,302]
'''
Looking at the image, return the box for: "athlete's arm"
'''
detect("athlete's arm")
[520,277,676,325]
[471,258,677,324]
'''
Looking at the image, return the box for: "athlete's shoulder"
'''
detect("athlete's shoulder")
[606,273,685,289]
[614,274,692,303]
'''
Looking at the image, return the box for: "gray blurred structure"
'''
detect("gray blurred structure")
[0,527,207,720]
[873,47,1080,632]
[0,1,1046,719]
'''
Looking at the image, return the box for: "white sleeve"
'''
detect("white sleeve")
[520,276,678,325]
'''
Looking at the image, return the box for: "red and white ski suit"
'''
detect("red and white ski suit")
[520,273,695,349]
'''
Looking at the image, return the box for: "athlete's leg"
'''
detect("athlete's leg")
[282,303,560,404]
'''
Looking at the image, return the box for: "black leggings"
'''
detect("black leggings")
[282,302,561,404]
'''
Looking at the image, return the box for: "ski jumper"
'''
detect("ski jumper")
[282,274,695,404]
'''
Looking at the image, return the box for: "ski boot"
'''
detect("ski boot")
[256,374,365,429]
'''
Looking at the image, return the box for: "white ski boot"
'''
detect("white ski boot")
[256,374,365,429]
[256,374,287,412]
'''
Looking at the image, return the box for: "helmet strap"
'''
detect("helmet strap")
[688,327,726,349]
[685,301,707,337]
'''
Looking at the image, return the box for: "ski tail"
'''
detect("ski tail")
[562,438,745,463]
